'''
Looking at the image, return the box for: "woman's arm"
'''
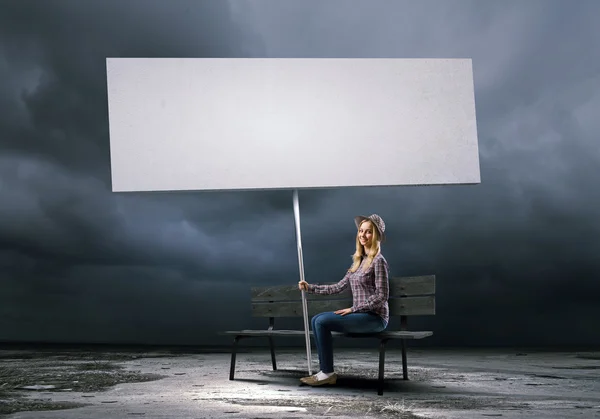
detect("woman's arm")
[308,271,350,295]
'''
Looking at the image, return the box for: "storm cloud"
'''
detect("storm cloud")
[1,0,599,348]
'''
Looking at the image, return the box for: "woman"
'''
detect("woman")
[298,213,390,386]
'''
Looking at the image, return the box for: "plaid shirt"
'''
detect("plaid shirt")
[308,253,390,324]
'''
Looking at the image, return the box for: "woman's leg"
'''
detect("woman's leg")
[312,312,387,373]
[311,312,337,373]
[337,312,387,334]
[310,313,324,371]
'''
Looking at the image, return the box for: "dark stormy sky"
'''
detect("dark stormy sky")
[1,0,599,348]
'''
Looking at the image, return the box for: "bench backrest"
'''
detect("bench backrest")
[251,275,435,319]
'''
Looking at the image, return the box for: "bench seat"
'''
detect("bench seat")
[222,329,433,339]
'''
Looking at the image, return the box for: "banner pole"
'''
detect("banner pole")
[293,189,312,375]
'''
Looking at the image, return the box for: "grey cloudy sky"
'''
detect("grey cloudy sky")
[1,0,599,348]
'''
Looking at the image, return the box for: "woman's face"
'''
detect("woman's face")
[358,221,374,249]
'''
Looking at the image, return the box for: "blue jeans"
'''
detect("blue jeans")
[311,311,387,374]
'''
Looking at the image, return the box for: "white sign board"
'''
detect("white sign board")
[106,58,480,192]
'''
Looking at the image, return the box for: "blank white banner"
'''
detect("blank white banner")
[106,58,480,192]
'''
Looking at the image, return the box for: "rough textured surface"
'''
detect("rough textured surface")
[0,351,166,416]
[1,347,599,418]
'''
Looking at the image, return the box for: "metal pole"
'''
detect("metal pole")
[293,189,312,375]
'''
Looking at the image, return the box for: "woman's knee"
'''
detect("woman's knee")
[311,312,324,329]
[312,311,333,329]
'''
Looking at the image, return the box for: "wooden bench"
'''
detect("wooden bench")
[221,275,435,395]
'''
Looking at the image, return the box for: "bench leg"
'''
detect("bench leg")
[378,338,389,396]
[401,339,408,380]
[268,336,277,370]
[229,335,241,380]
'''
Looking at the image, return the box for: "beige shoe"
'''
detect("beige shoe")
[300,373,337,386]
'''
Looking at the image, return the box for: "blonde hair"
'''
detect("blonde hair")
[348,220,381,273]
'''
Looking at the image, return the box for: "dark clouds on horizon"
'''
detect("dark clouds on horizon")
[1,0,599,348]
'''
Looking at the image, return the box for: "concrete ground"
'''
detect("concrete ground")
[1,346,600,418]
